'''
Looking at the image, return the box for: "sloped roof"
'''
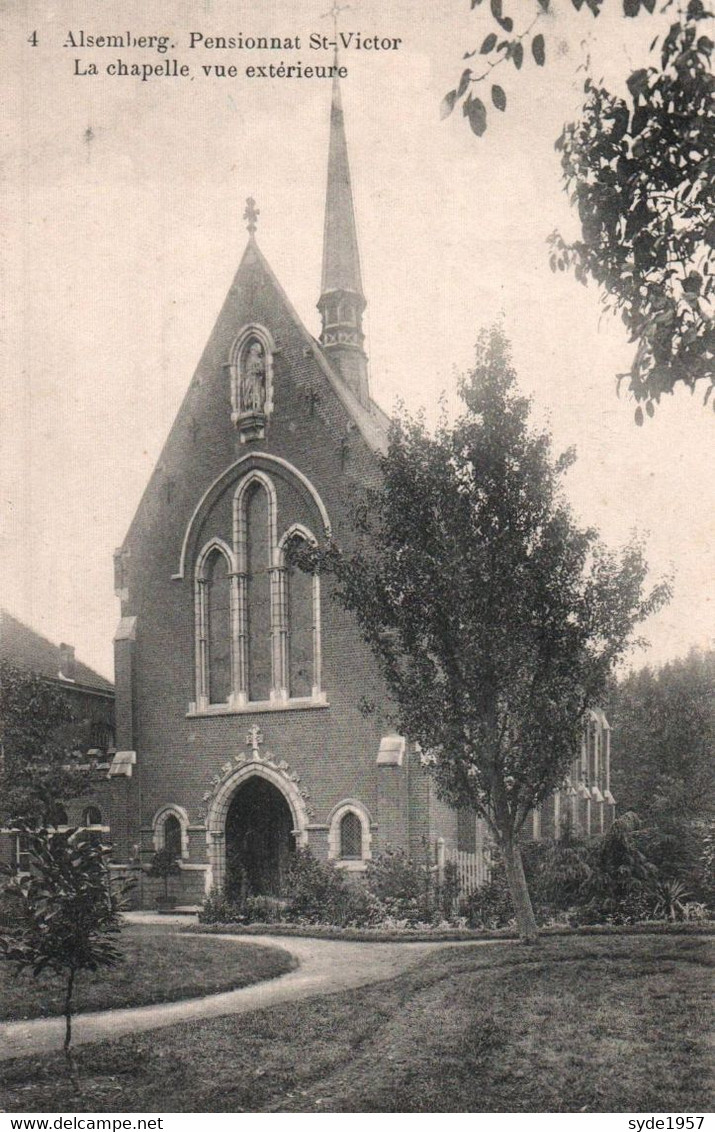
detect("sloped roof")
[0,609,114,695]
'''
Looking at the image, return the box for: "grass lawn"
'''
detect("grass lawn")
[0,924,294,1022]
[0,933,711,1113]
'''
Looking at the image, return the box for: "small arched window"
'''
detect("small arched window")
[164,815,182,860]
[339,811,363,860]
[83,805,103,827]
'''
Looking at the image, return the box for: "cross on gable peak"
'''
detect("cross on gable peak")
[244,197,259,237]
[321,1,352,38]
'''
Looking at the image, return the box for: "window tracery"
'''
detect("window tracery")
[327,801,372,867]
[192,473,324,712]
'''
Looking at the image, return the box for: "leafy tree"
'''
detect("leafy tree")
[0,828,129,1085]
[313,324,669,942]
[0,660,90,827]
[607,648,714,896]
[442,0,714,411]
[550,6,714,412]
[147,846,181,903]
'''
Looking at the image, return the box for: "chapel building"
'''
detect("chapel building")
[110,76,613,907]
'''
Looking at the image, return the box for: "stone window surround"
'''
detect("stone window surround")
[191,471,325,715]
[327,799,374,871]
[152,803,190,860]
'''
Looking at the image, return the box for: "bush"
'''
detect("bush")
[199,887,244,924]
[200,853,384,929]
[366,846,457,925]
[459,863,515,930]
[284,849,350,924]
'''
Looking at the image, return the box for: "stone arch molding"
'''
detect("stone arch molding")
[173,452,331,580]
[203,747,311,892]
[152,803,190,859]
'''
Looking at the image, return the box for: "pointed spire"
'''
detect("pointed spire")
[320,74,363,299]
[318,68,370,407]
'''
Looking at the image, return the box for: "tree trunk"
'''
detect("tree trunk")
[63,968,74,1052]
[64,968,81,1093]
[502,836,539,944]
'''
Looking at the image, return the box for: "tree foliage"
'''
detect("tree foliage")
[0,828,128,1079]
[551,5,714,411]
[316,324,670,940]
[606,648,714,896]
[442,0,714,412]
[0,661,91,827]
[147,847,181,901]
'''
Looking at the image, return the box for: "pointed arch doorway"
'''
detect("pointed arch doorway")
[225,776,295,899]
[205,759,310,896]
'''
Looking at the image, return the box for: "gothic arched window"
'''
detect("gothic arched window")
[283,532,317,699]
[339,811,363,860]
[206,549,231,705]
[194,538,236,712]
[328,801,372,867]
[164,814,182,860]
[245,481,273,702]
[192,469,326,711]
[83,805,103,827]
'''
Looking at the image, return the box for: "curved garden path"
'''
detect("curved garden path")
[0,913,507,1062]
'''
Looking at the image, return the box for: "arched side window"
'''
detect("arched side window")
[194,538,236,711]
[327,801,373,869]
[279,525,321,701]
[163,815,182,860]
[82,805,103,827]
[152,805,189,860]
[340,811,362,859]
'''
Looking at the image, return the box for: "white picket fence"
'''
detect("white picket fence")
[448,847,491,895]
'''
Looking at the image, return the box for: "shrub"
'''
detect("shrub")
[652,878,692,923]
[199,887,244,924]
[243,895,288,924]
[365,846,457,925]
[459,862,514,929]
[580,812,659,922]
[521,837,593,913]
[284,849,354,925]
[146,848,181,902]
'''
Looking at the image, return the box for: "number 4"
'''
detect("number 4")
[28,30,38,46]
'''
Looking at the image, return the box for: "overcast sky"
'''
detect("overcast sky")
[1,0,712,680]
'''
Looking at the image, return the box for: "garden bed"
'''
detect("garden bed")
[187,918,714,944]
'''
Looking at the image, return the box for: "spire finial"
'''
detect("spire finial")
[244,197,259,237]
[321,1,351,40]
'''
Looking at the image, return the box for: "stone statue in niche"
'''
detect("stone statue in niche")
[241,340,266,413]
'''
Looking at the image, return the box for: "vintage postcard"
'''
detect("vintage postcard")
[1,0,712,1118]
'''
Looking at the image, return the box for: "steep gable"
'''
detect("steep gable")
[119,235,388,599]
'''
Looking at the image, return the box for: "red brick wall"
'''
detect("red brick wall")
[115,245,425,900]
